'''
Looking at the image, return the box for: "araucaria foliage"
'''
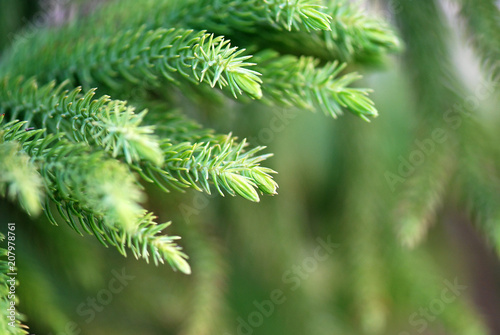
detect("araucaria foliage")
[0,0,402,333]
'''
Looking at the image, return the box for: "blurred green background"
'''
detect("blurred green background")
[1,0,500,334]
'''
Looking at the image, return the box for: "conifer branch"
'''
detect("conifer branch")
[30,0,389,70]
[121,213,191,274]
[1,118,145,233]
[123,102,278,201]
[205,0,400,63]
[0,77,163,165]
[1,119,191,273]
[323,0,401,62]
[47,203,191,274]
[92,0,332,34]
[133,106,278,201]
[0,27,263,99]
[192,0,398,62]
[256,0,332,31]
[0,0,401,282]
[256,51,378,120]
[139,135,278,202]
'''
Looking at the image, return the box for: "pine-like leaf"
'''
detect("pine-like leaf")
[323,0,401,62]
[1,27,262,99]
[140,135,278,202]
[257,0,332,31]
[1,119,191,273]
[256,51,378,120]
[1,119,144,232]
[0,77,163,165]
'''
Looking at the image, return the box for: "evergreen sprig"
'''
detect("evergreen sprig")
[125,213,191,273]
[46,202,191,274]
[0,77,163,165]
[141,135,278,202]
[220,0,400,63]
[0,118,190,273]
[257,51,377,120]
[1,118,145,232]
[0,27,262,99]
[0,0,400,282]
[91,0,332,35]
[257,0,332,31]
[324,0,401,62]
